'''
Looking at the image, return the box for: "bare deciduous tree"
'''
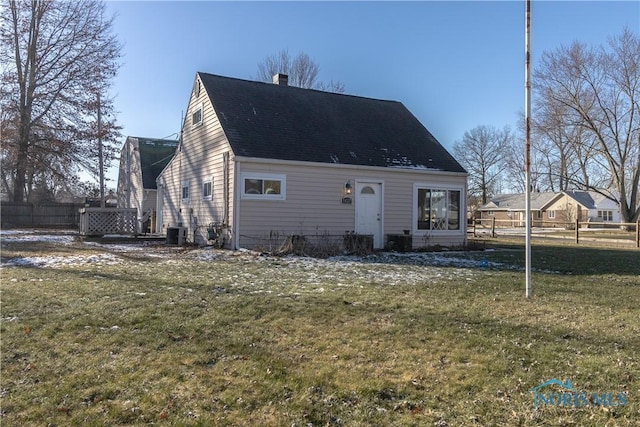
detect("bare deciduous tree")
[533,75,609,193]
[454,125,512,206]
[256,49,345,93]
[504,143,547,194]
[0,0,122,202]
[533,28,640,223]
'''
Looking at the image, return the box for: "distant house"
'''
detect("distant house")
[156,72,467,249]
[117,136,178,233]
[479,190,621,226]
[479,192,560,226]
[546,190,621,224]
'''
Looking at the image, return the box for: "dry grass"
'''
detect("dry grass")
[1,234,639,426]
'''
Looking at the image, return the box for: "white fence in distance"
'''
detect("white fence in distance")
[470,218,639,248]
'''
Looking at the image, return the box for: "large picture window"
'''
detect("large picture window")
[241,173,286,200]
[416,187,461,231]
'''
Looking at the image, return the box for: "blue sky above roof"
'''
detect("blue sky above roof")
[103,0,639,186]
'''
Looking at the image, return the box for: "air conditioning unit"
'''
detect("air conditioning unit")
[166,226,187,245]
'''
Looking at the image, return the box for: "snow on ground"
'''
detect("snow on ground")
[3,230,560,299]
[0,230,515,282]
[3,253,121,268]
[0,229,76,245]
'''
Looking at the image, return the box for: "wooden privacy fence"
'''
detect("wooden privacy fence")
[470,218,640,248]
[1,202,85,227]
[79,208,137,236]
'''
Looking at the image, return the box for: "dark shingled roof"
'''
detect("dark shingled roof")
[564,190,597,209]
[134,137,179,189]
[198,73,466,173]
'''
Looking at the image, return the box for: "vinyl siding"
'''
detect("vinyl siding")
[141,191,157,217]
[547,196,589,223]
[158,74,467,249]
[158,75,235,245]
[592,198,621,223]
[117,138,143,213]
[236,159,466,249]
[117,139,149,232]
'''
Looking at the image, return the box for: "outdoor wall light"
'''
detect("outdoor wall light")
[344,180,352,195]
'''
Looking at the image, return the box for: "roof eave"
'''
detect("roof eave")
[234,155,468,177]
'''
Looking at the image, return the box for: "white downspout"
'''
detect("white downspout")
[233,161,241,250]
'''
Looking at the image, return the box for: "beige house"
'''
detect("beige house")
[546,190,622,224]
[157,73,468,250]
[117,136,178,233]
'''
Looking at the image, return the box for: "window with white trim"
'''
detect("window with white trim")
[547,210,555,219]
[597,210,613,221]
[202,178,213,200]
[241,173,286,200]
[416,187,461,231]
[191,103,203,128]
[181,180,190,201]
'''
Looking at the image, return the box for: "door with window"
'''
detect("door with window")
[355,181,383,249]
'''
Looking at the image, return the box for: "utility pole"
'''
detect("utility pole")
[524,0,532,298]
[97,91,105,208]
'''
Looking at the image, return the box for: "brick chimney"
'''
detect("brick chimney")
[272,73,288,86]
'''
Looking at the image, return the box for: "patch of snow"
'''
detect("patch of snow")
[2,253,120,268]
[0,231,76,245]
[388,165,443,171]
[84,241,146,252]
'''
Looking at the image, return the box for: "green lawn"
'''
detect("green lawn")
[1,235,639,426]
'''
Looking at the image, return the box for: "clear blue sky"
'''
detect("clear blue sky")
[103,0,639,185]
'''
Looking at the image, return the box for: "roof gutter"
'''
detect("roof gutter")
[233,156,468,177]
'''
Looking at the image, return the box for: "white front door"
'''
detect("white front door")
[355,181,383,249]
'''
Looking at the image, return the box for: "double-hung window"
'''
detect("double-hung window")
[597,210,613,221]
[241,173,286,200]
[191,103,203,128]
[202,178,213,200]
[181,180,190,201]
[415,186,461,231]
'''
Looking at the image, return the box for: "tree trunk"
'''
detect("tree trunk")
[13,114,30,202]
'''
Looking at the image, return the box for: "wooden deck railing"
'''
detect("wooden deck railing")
[79,208,137,236]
